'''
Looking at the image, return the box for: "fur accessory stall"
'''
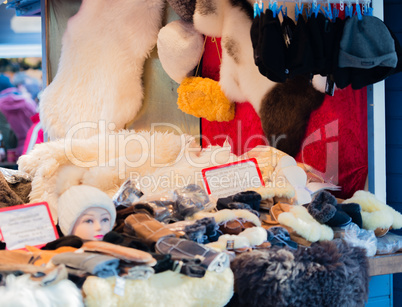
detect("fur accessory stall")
[230,239,370,307]
[39,0,165,139]
[192,0,325,156]
[82,268,234,307]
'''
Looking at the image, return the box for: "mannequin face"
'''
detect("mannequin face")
[71,207,111,241]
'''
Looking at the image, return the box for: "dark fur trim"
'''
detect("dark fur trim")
[229,0,254,20]
[230,239,369,307]
[308,191,337,223]
[259,76,325,157]
[196,0,218,15]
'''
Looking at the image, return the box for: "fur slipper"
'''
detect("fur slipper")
[343,190,402,230]
[278,205,334,242]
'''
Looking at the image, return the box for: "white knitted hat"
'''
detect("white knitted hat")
[57,185,116,236]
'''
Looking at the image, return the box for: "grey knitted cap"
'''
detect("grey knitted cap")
[338,15,397,69]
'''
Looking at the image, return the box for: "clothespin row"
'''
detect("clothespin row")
[253,0,264,18]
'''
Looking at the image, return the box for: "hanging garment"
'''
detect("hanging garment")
[40,0,165,139]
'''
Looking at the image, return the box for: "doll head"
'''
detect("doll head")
[57,185,116,240]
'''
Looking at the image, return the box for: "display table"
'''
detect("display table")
[369,252,402,276]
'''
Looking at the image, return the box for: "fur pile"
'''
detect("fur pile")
[83,267,234,307]
[40,0,165,139]
[230,239,369,307]
[0,274,83,307]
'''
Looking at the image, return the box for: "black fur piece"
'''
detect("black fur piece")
[308,190,337,223]
[230,239,369,307]
[259,76,325,157]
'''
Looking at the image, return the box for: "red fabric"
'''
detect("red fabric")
[295,86,368,199]
[200,35,367,199]
[22,113,44,155]
[200,37,267,156]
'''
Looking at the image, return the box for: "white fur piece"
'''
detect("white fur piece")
[193,0,276,112]
[83,268,234,307]
[18,130,193,221]
[40,0,165,139]
[278,205,334,242]
[238,226,268,246]
[157,20,204,84]
[343,190,402,230]
[0,274,83,307]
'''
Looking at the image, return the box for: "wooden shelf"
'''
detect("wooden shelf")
[369,252,402,276]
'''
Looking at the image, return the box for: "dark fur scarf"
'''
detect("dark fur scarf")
[259,76,325,157]
[230,239,369,307]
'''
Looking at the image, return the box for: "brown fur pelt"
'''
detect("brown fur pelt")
[230,239,369,307]
[259,76,325,157]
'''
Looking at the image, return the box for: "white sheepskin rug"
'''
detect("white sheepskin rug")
[39,0,165,139]
[82,268,234,307]
[18,130,193,221]
[0,274,83,307]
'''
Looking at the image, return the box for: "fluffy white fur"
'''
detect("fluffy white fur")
[157,19,204,84]
[83,268,234,307]
[193,0,276,112]
[208,234,251,251]
[278,205,334,242]
[0,274,83,307]
[192,209,261,227]
[18,130,193,221]
[40,0,165,139]
[343,190,402,230]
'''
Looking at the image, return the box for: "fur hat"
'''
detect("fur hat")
[157,20,204,84]
[57,185,116,236]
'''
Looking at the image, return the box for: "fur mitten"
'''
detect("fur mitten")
[40,0,165,139]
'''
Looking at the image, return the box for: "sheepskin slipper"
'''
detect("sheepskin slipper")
[230,239,369,307]
[277,204,334,242]
[307,191,337,223]
[192,209,261,228]
[343,190,402,230]
[40,0,165,139]
[157,20,204,84]
[82,268,234,307]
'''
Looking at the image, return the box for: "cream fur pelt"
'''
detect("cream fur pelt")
[18,130,193,221]
[39,0,165,140]
[0,274,83,307]
[83,268,234,307]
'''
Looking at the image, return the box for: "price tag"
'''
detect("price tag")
[114,275,126,296]
[201,158,264,199]
[0,202,58,250]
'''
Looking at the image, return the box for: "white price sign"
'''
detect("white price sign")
[201,158,264,199]
[0,202,58,250]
